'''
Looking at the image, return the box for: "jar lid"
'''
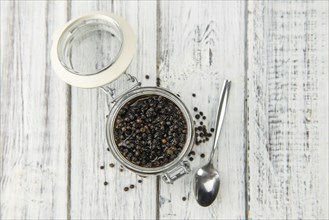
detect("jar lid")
[51,12,136,88]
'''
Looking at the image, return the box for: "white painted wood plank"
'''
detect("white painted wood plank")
[247,1,328,219]
[0,1,69,219]
[68,1,157,219]
[157,1,246,219]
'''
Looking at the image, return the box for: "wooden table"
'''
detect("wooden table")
[1,1,328,219]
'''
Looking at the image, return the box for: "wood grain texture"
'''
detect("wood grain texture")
[0,1,69,219]
[247,1,329,219]
[69,1,157,219]
[157,1,246,219]
[1,1,328,219]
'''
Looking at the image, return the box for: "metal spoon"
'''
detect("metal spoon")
[194,79,231,207]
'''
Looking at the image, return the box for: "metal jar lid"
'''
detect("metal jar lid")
[51,12,136,88]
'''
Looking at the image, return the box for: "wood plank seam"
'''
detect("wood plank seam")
[156,0,161,219]
[66,1,72,219]
[244,1,250,219]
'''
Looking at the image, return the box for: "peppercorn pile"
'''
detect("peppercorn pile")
[192,107,214,145]
[114,95,187,168]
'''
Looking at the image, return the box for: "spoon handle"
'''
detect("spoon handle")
[208,80,231,164]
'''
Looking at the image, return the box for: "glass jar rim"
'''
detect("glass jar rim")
[106,87,195,175]
[57,16,124,76]
[51,12,137,88]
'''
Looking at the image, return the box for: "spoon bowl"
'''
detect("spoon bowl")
[194,163,220,207]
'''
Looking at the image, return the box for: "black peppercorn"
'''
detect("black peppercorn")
[114,95,187,168]
[156,77,161,87]
[124,187,129,192]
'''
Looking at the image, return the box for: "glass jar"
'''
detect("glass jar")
[51,12,195,183]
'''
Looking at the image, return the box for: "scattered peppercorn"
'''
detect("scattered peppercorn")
[188,151,195,157]
[192,93,196,97]
[200,153,205,158]
[189,157,194,161]
[182,197,187,201]
[193,107,198,112]
[156,77,161,87]
[145,75,150,79]
[107,147,110,151]
[100,165,104,169]
[193,109,213,145]
[138,179,143,183]
[104,181,108,186]
[210,128,215,132]
[130,184,135,189]
[124,187,129,192]
[109,163,115,168]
